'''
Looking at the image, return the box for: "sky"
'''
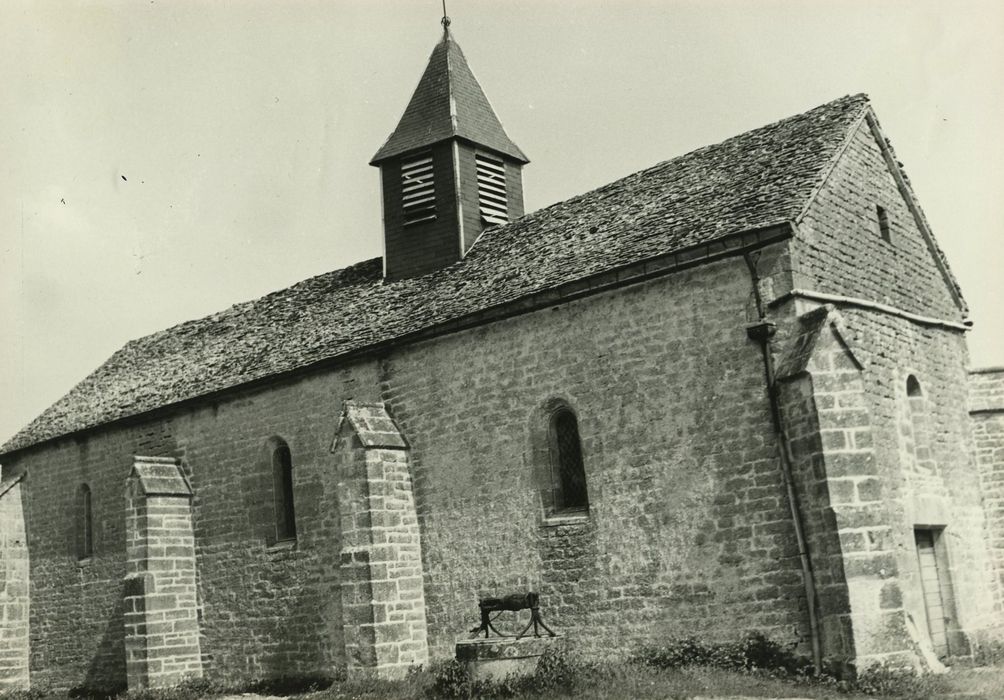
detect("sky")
[1,0,1002,446]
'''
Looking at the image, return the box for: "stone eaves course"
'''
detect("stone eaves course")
[5,94,891,455]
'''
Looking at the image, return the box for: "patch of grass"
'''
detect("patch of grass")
[6,649,1002,700]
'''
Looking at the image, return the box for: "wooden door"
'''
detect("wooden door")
[915,529,950,658]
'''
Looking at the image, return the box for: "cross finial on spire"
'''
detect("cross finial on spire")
[441,0,451,30]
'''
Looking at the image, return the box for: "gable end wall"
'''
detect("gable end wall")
[786,122,1002,655]
[793,119,962,322]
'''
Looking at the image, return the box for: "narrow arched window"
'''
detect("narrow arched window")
[550,409,589,511]
[272,440,297,541]
[906,375,935,476]
[77,483,93,560]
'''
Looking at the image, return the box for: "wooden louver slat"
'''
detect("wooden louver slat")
[402,153,436,225]
[476,153,508,224]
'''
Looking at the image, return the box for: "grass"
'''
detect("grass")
[5,657,1002,700]
[227,661,1001,700]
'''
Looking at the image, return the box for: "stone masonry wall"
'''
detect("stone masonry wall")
[790,115,1000,655]
[820,310,993,655]
[969,368,1004,622]
[776,309,915,673]
[0,476,29,690]
[793,116,963,322]
[1,362,382,689]
[162,363,383,681]
[380,249,813,661]
[8,421,178,691]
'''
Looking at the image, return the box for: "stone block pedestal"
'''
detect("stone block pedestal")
[455,637,561,682]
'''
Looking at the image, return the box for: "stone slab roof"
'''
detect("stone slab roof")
[3,94,877,455]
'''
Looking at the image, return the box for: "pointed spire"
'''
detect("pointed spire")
[370,29,528,165]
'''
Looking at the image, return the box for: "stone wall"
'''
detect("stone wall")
[793,115,964,322]
[0,475,29,690]
[1,363,382,690]
[380,250,812,661]
[970,368,1004,622]
[169,365,382,682]
[788,112,1001,659]
[11,421,179,691]
[776,307,916,673]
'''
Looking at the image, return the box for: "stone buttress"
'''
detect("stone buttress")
[331,402,429,678]
[775,306,919,672]
[124,456,202,689]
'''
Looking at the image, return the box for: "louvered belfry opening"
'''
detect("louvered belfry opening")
[475,152,508,225]
[371,27,528,280]
[402,154,436,226]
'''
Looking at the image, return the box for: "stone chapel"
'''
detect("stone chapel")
[1,22,1003,693]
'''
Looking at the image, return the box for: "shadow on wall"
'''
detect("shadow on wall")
[261,579,342,679]
[79,593,127,695]
[256,452,344,680]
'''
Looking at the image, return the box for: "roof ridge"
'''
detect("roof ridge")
[445,30,457,131]
[469,94,872,254]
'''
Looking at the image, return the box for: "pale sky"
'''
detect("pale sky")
[2,0,1002,446]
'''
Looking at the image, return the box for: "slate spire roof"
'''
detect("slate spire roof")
[3,94,956,457]
[370,28,528,164]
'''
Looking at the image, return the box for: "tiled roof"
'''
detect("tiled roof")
[3,94,873,455]
[370,29,528,164]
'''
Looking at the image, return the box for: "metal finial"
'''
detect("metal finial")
[441,0,451,29]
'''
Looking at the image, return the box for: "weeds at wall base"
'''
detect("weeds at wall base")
[4,632,1003,700]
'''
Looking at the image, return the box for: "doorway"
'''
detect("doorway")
[914,528,955,658]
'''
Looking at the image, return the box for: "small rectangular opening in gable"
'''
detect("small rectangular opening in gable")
[402,154,436,226]
[476,152,508,225]
[876,204,891,243]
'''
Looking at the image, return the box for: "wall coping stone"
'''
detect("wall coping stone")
[331,401,408,451]
[130,457,192,497]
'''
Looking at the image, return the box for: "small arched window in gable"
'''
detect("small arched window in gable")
[907,375,923,398]
[271,439,297,541]
[77,483,93,560]
[549,408,589,512]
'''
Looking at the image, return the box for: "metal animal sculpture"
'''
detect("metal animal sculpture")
[469,591,557,639]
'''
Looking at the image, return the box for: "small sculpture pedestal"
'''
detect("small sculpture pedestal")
[455,636,561,682]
